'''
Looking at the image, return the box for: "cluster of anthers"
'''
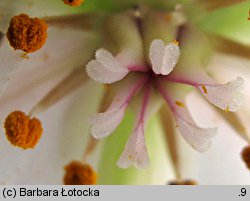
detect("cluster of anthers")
[1,0,250,185]
[2,0,95,185]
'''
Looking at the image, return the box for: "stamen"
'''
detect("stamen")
[63,161,97,185]
[160,105,181,179]
[168,179,197,185]
[4,111,43,149]
[29,67,87,116]
[6,14,47,53]
[175,101,185,107]
[215,109,250,143]
[241,145,250,170]
[83,136,98,160]
[63,0,84,7]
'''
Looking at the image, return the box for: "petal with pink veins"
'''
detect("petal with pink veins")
[157,80,217,152]
[117,124,149,169]
[166,69,244,112]
[89,74,148,139]
[117,85,161,169]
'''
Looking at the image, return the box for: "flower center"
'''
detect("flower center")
[6,14,47,53]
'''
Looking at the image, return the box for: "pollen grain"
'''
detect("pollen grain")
[6,14,47,53]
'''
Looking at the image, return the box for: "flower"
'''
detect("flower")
[0,0,250,184]
[86,24,244,168]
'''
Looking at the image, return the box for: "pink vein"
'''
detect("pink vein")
[122,75,150,108]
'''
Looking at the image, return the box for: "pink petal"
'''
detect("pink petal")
[175,116,217,152]
[86,49,129,84]
[166,68,244,112]
[89,74,148,139]
[157,80,217,152]
[89,106,127,139]
[117,124,149,169]
[117,85,161,169]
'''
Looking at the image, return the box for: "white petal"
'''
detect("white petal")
[0,38,23,97]
[198,77,244,112]
[86,49,129,84]
[117,124,149,169]
[149,39,165,75]
[89,106,126,139]
[0,77,9,97]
